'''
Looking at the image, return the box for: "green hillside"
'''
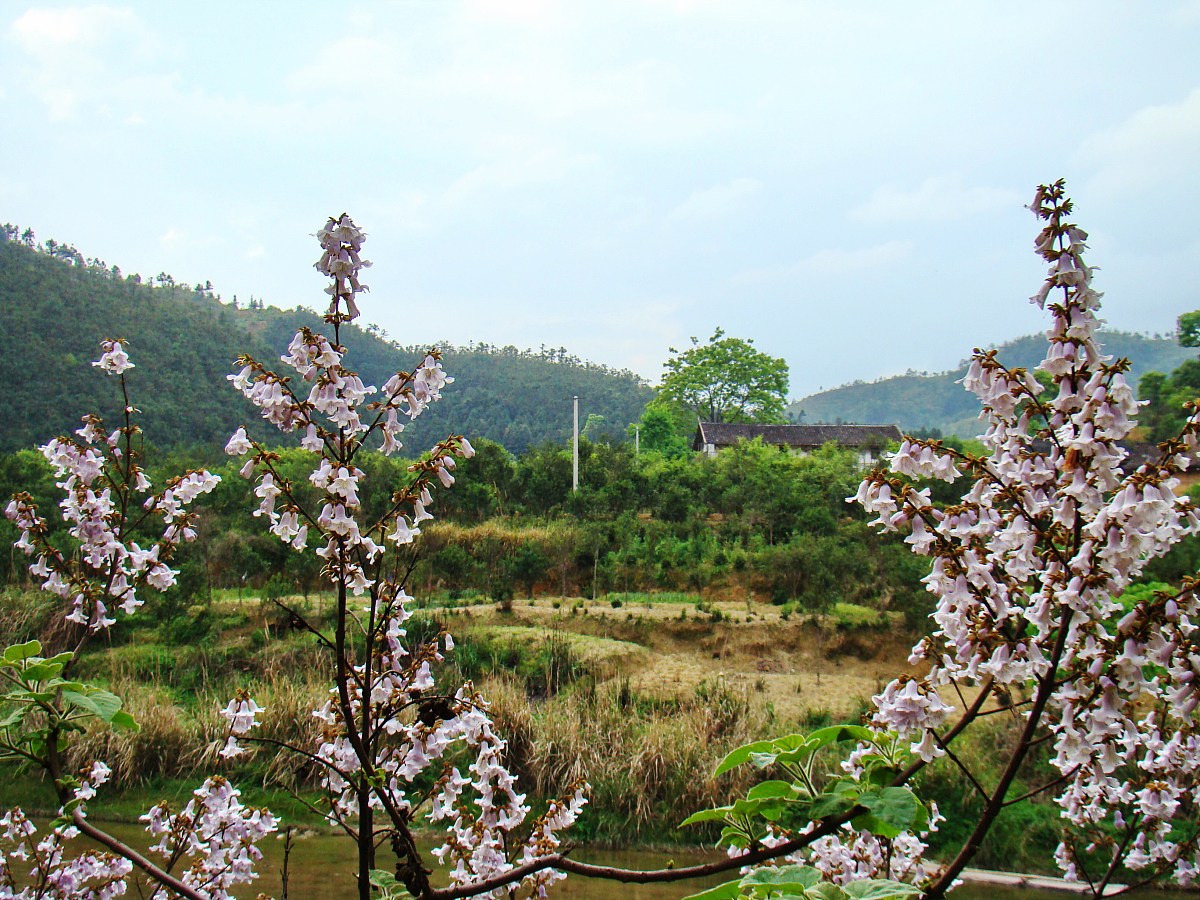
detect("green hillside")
[0,233,653,455]
[790,331,1193,437]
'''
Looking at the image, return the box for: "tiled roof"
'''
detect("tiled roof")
[693,422,902,450]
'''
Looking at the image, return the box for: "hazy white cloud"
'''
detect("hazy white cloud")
[9,5,141,51]
[1077,87,1200,195]
[461,0,564,28]
[3,2,1199,399]
[159,227,186,248]
[668,177,761,223]
[733,240,913,284]
[851,175,1021,224]
[8,5,156,120]
[441,146,601,208]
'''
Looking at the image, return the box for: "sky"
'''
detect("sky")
[3,1,1199,399]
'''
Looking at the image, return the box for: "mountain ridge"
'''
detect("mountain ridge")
[0,234,652,455]
[789,331,1192,437]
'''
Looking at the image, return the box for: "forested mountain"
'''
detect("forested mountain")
[0,231,653,455]
[790,331,1194,437]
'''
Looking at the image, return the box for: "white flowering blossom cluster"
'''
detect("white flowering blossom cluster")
[851,180,1200,892]
[315,213,371,321]
[220,215,587,898]
[0,762,133,900]
[141,776,277,900]
[5,346,218,631]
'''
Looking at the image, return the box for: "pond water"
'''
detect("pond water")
[59,822,1195,899]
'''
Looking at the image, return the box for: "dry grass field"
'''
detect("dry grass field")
[440,596,916,724]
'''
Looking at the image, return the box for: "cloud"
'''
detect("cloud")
[441,145,601,207]
[732,240,912,284]
[160,227,186,247]
[851,174,1020,224]
[9,6,140,50]
[8,6,156,120]
[1077,87,1200,195]
[668,177,761,222]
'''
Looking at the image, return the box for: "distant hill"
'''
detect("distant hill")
[789,331,1194,438]
[0,232,653,456]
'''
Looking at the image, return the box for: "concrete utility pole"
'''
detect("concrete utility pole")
[572,396,579,492]
[634,424,640,454]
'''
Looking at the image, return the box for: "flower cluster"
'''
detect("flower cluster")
[852,180,1200,888]
[0,806,132,900]
[219,215,585,898]
[4,342,217,631]
[0,760,132,900]
[315,213,371,320]
[142,776,277,900]
[806,811,943,887]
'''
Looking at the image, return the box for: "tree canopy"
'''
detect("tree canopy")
[1178,309,1200,348]
[658,328,789,424]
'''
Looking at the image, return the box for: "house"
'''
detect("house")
[692,422,902,465]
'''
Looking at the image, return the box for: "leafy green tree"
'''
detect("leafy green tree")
[1179,309,1200,348]
[659,328,789,424]
[1139,360,1200,441]
[507,543,551,598]
[630,401,692,456]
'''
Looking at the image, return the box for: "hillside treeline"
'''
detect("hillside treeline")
[0,229,653,456]
[0,438,932,624]
[791,330,1192,436]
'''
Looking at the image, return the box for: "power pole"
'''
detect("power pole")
[634,424,640,454]
[572,397,580,492]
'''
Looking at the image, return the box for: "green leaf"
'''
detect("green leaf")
[852,787,924,839]
[681,805,734,827]
[717,824,749,849]
[803,725,875,750]
[21,661,65,682]
[3,641,41,664]
[110,710,139,732]
[0,705,29,728]
[741,865,822,891]
[862,765,899,787]
[728,797,784,821]
[61,689,123,722]
[768,734,813,752]
[714,740,776,777]
[809,791,858,820]
[841,880,922,899]
[683,880,742,900]
[746,780,799,802]
[805,884,851,900]
[369,870,400,887]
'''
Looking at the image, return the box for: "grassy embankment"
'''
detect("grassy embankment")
[0,587,1066,872]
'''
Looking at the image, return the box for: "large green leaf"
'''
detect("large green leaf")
[681,805,734,827]
[809,790,858,821]
[0,704,30,728]
[3,641,41,664]
[110,710,140,732]
[714,740,777,777]
[21,660,66,682]
[841,880,921,899]
[806,884,851,900]
[803,725,875,750]
[746,780,800,802]
[741,865,822,890]
[61,689,123,723]
[683,880,742,900]
[852,787,925,839]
